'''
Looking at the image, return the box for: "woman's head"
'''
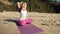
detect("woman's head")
[21,2,27,8]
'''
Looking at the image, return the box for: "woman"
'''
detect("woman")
[17,1,32,26]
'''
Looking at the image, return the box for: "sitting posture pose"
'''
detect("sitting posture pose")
[17,1,33,26]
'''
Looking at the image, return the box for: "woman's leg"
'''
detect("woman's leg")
[26,18,33,24]
[18,20,26,26]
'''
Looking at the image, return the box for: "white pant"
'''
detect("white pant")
[20,10,27,20]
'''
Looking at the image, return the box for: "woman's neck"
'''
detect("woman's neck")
[22,7,26,11]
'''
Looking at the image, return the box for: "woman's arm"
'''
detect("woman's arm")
[17,2,21,9]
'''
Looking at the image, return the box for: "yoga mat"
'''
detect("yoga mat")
[18,24,43,34]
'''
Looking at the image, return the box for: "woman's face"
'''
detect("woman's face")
[22,3,27,8]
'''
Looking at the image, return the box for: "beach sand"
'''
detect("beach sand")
[0,12,60,34]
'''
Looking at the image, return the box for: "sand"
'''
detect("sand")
[0,12,60,34]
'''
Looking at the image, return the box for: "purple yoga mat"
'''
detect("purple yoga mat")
[18,24,43,34]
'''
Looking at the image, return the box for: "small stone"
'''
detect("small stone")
[51,24,54,25]
[0,10,3,12]
[41,23,49,26]
[54,21,56,23]
[58,19,60,21]
[56,24,60,26]
[3,23,7,24]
